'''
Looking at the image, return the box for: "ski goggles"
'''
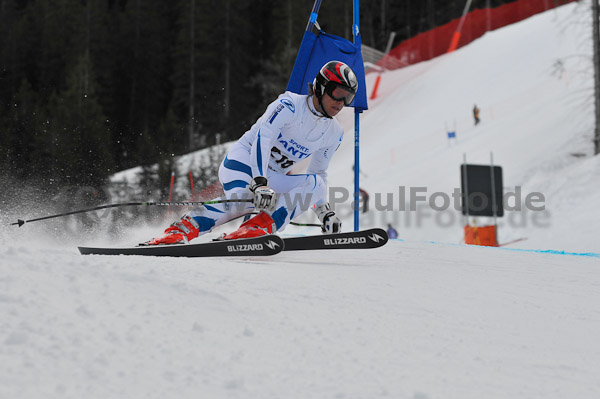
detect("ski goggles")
[325,83,356,106]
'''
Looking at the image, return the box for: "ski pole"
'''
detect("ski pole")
[10,199,253,227]
[290,221,321,227]
[228,212,321,228]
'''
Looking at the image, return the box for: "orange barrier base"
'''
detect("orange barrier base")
[464,224,498,247]
[370,74,382,100]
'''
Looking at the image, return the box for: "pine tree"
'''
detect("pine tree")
[0,78,43,179]
[110,0,177,169]
[43,51,114,187]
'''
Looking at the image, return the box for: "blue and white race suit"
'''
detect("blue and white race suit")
[185,91,344,235]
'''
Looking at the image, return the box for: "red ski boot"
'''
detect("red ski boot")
[222,212,276,240]
[141,216,200,246]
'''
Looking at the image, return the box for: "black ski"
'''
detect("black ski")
[78,235,284,257]
[282,228,388,251]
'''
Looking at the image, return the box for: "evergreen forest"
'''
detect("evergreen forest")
[0,0,519,192]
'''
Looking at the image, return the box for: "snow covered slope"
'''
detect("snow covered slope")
[1,240,599,399]
[332,1,598,253]
[1,3,600,399]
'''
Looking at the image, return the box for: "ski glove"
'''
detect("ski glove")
[313,202,342,234]
[249,176,277,212]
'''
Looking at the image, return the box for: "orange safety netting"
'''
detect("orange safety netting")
[376,0,577,71]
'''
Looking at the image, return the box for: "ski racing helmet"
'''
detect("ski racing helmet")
[313,61,358,113]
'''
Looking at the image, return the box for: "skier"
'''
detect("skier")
[143,60,358,245]
[473,104,481,126]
